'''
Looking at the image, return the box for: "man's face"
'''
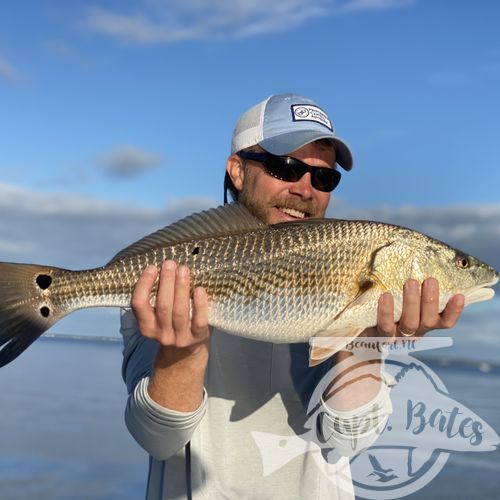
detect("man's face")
[237,142,335,225]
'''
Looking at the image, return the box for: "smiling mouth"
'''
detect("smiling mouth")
[463,275,499,305]
[277,207,309,219]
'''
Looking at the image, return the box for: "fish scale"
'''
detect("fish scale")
[0,203,497,367]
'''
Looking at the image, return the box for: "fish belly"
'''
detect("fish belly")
[209,290,353,343]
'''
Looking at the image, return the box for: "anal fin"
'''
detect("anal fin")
[309,328,365,366]
[308,279,385,367]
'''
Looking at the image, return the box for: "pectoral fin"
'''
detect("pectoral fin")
[308,279,386,367]
[309,328,366,366]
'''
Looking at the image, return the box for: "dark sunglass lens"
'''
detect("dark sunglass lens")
[312,168,341,192]
[255,153,341,192]
[265,156,302,182]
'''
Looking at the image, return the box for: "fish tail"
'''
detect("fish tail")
[0,262,69,367]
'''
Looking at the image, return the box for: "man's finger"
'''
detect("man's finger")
[439,294,465,329]
[171,265,192,341]
[419,277,440,330]
[155,260,177,332]
[377,292,396,336]
[131,265,159,335]
[398,279,421,336]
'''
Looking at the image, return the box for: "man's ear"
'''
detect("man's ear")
[226,154,245,192]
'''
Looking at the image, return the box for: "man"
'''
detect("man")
[121,93,464,499]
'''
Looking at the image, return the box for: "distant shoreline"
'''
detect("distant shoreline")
[41,332,122,343]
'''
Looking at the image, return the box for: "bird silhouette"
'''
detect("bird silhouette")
[367,454,398,482]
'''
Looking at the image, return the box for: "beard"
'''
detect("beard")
[238,185,271,223]
[238,183,326,225]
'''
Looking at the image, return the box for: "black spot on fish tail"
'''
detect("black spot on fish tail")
[0,262,65,367]
[36,274,52,290]
[192,246,200,255]
[40,306,50,318]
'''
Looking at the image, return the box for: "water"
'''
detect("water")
[376,358,500,500]
[0,337,147,500]
[0,337,499,500]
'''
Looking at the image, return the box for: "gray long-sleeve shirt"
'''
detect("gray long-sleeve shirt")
[121,310,393,500]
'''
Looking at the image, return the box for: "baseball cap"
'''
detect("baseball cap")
[231,93,353,171]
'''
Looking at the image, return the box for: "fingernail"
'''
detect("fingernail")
[456,294,465,308]
[405,280,419,294]
[163,260,176,271]
[145,265,157,275]
[425,277,438,292]
[177,265,189,277]
[380,292,392,306]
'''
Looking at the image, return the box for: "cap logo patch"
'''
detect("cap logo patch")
[291,104,333,131]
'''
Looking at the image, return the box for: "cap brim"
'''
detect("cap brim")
[259,130,353,171]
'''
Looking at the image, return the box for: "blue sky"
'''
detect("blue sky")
[0,0,499,352]
[1,0,499,208]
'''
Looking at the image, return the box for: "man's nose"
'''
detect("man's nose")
[289,172,314,199]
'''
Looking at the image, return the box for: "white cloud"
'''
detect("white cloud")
[99,145,162,178]
[0,183,216,268]
[0,182,141,215]
[0,55,20,82]
[336,0,414,13]
[83,0,414,44]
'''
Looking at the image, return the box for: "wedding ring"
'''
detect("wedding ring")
[399,326,417,337]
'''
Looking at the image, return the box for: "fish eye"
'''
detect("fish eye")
[456,256,470,269]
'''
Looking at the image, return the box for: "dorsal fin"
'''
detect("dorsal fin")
[269,218,333,231]
[108,203,266,264]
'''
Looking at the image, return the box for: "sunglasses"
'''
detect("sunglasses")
[237,151,341,192]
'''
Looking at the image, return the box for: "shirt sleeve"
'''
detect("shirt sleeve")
[317,370,395,458]
[120,308,207,460]
[125,376,207,460]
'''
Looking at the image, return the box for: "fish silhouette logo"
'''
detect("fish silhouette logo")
[252,337,500,499]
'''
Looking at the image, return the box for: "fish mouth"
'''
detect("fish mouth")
[462,275,499,305]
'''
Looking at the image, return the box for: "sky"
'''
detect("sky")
[0,0,499,353]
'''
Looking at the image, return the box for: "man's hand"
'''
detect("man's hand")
[131,260,211,411]
[368,277,465,339]
[329,278,465,411]
[132,260,211,352]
